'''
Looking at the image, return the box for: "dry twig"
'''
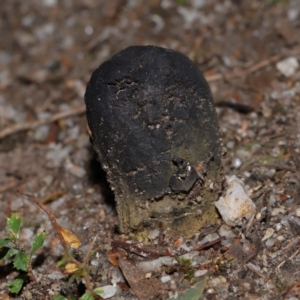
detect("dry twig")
[0,180,23,193]
[194,236,226,251]
[0,105,86,140]
[111,240,173,259]
[206,48,300,83]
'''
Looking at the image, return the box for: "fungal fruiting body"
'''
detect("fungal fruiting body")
[85,46,223,237]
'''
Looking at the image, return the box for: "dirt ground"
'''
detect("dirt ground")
[1,0,300,299]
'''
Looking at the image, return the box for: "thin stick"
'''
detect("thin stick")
[206,48,300,83]
[111,240,173,258]
[83,234,98,266]
[18,191,70,252]
[0,180,22,193]
[246,263,268,280]
[194,236,226,251]
[0,105,86,140]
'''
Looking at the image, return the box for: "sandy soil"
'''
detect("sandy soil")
[1,1,300,299]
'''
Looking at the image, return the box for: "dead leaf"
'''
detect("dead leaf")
[0,294,10,300]
[174,237,183,248]
[59,225,81,248]
[107,248,127,267]
[118,257,166,300]
[65,263,79,274]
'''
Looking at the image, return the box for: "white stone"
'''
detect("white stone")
[148,229,160,240]
[194,269,207,277]
[161,275,171,283]
[42,0,57,7]
[96,285,117,299]
[215,176,256,226]
[276,57,299,77]
[262,228,275,242]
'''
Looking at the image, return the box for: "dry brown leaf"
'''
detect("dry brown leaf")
[0,293,10,300]
[59,225,81,248]
[65,263,79,274]
[118,257,166,300]
[107,248,127,267]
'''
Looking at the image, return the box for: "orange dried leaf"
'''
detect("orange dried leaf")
[174,237,183,248]
[107,248,127,267]
[65,263,79,274]
[107,249,119,267]
[59,225,81,248]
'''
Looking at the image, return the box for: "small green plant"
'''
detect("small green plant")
[0,212,46,294]
[269,0,287,4]
[176,0,186,5]
[178,257,195,282]
[18,192,104,300]
[0,192,106,299]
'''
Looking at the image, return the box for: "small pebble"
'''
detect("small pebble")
[43,175,53,186]
[205,233,220,242]
[226,141,235,149]
[194,269,207,277]
[288,9,299,21]
[265,238,274,248]
[271,207,286,216]
[42,0,57,7]
[148,229,160,240]
[209,275,227,288]
[236,149,250,160]
[218,224,236,239]
[33,125,50,142]
[276,57,299,77]
[295,208,300,217]
[161,275,171,283]
[262,228,275,242]
[99,285,117,299]
[288,215,300,236]
[232,157,242,169]
[23,290,33,299]
[34,23,55,40]
[67,162,86,178]
[275,223,282,231]
[46,144,73,167]
[276,235,285,242]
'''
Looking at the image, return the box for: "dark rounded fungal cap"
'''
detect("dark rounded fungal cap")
[85,45,223,235]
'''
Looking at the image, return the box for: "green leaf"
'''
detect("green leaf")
[13,251,28,271]
[79,292,95,300]
[0,246,12,260]
[3,248,19,260]
[53,295,68,300]
[93,287,104,295]
[0,237,12,248]
[30,232,46,257]
[57,259,66,268]
[168,278,206,300]
[7,213,22,238]
[8,276,26,294]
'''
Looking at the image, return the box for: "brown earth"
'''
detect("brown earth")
[1,1,300,299]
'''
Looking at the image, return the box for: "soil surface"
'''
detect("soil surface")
[1,1,300,299]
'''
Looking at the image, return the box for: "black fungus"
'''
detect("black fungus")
[85,45,223,235]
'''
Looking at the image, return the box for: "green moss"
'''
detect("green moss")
[178,257,195,282]
[176,0,186,5]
